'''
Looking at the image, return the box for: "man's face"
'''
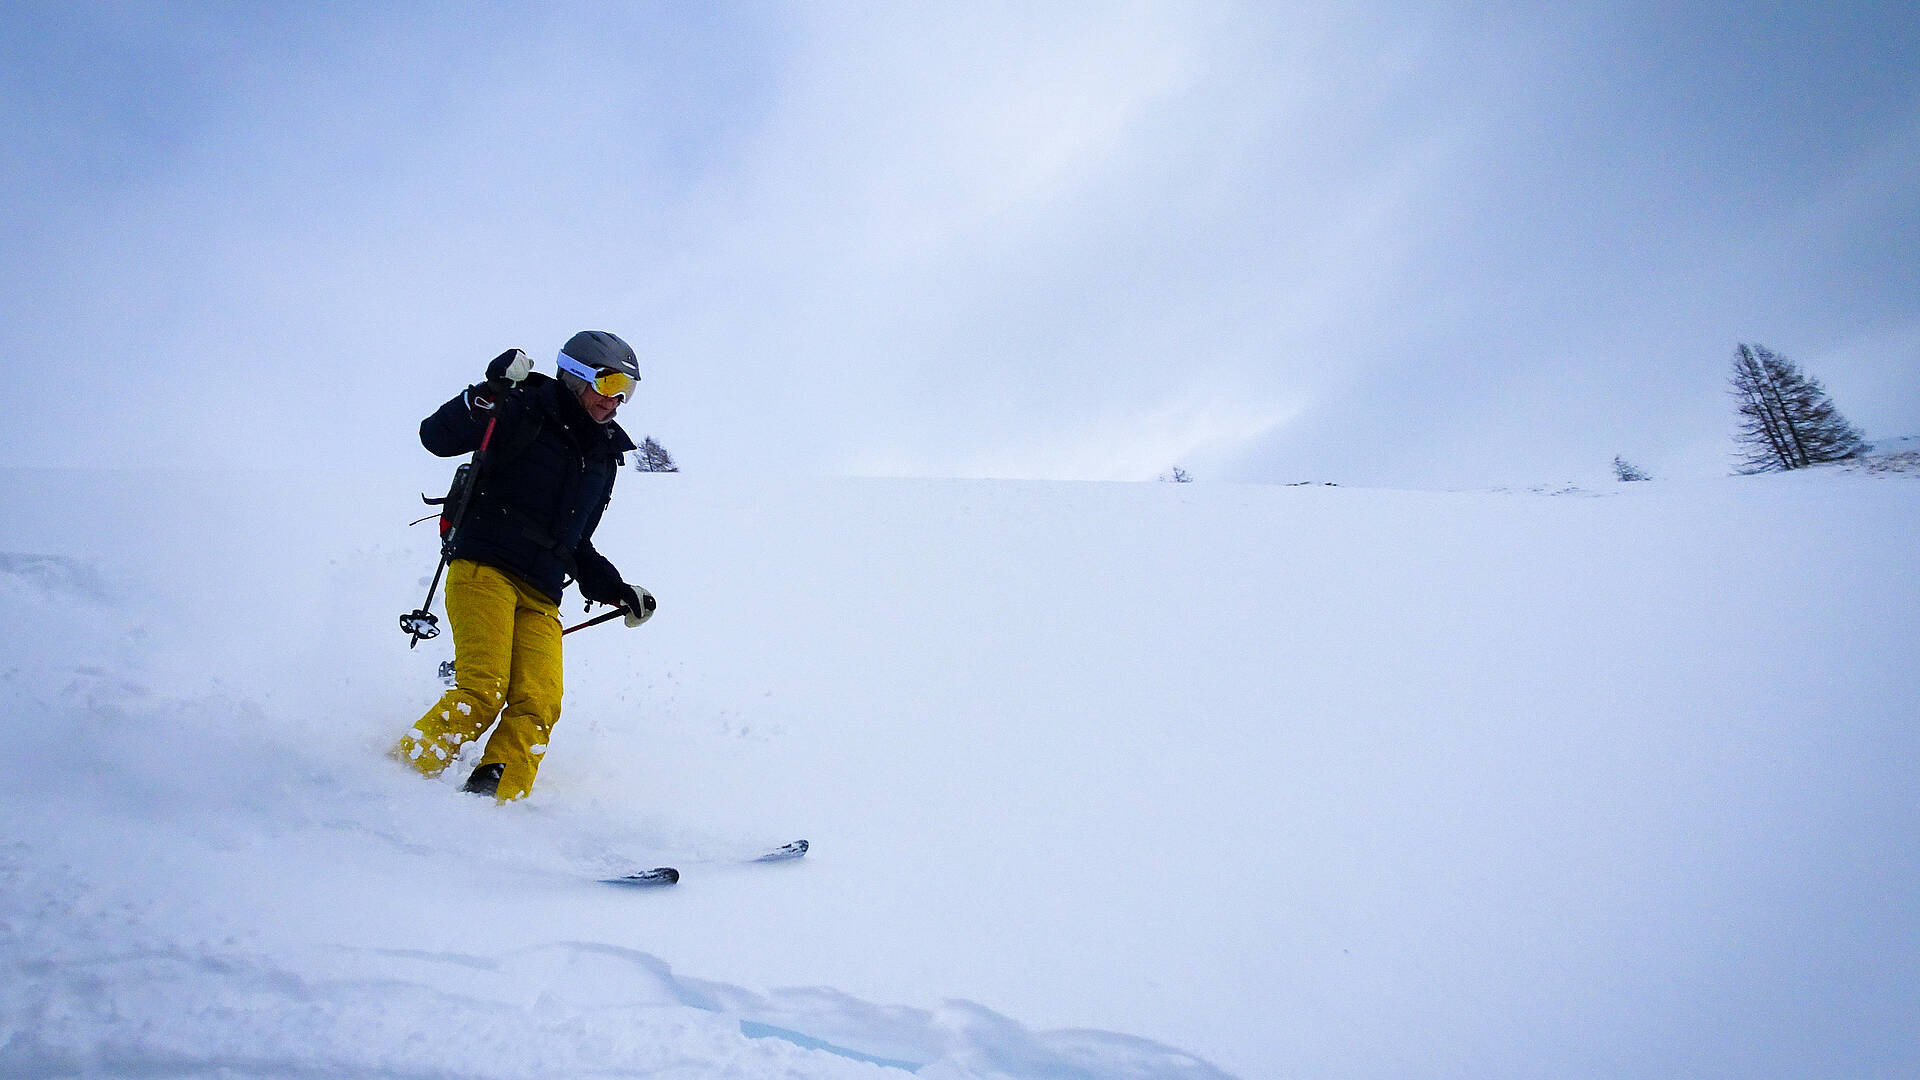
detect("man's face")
[578,385,622,424]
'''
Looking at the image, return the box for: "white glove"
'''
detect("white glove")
[486,348,533,386]
[622,585,657,628]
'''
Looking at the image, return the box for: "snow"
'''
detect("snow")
[2,459,1917,1079]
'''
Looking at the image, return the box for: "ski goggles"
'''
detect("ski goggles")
[556,350,638,401]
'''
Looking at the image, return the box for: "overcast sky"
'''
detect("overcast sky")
[5,2,1917,487]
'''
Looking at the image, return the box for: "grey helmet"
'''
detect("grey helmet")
[556,330,640,399]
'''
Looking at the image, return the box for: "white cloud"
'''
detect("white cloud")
[3,3,1916,483]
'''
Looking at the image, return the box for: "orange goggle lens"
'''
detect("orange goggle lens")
[558,351,638,402]
[589,369,636,401]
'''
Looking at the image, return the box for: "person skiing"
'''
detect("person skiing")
[393,330,656,802]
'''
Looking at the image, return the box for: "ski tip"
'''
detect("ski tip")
[602,866,680,887]
[754,840,808,862]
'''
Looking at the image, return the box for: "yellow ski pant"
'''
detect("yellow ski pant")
[393,559,563,801]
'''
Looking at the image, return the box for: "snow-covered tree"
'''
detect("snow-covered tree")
[1613,456,1651,482]
[1729,344,1868,472]
[634,437,679,473]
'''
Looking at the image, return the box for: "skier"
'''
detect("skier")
[393,331,656,802]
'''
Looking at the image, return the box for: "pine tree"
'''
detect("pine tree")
[1612,456,1650,482]
[1728,344,1868,473]
[634,437,680,473]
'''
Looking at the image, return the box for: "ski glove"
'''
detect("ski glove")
[485,348,532,387]
[576,561,654,626]
[464,349,529,414]
[618,583,657,627]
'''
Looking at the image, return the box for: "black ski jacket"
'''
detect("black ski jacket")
[420,372,635,605]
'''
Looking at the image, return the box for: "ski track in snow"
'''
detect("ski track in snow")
[2,854,1226,1079]
[3,461,1918,1079]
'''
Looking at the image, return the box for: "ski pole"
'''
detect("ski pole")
[562,606,632,636]
[401,409,500,647]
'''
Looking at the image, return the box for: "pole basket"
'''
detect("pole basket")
[400,609,441,646]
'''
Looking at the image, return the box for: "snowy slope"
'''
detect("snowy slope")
[2,463,1917,1079]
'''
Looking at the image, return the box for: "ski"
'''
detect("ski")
[597,840,806,886]
[753,839,809,862]
[601,866,680,887]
